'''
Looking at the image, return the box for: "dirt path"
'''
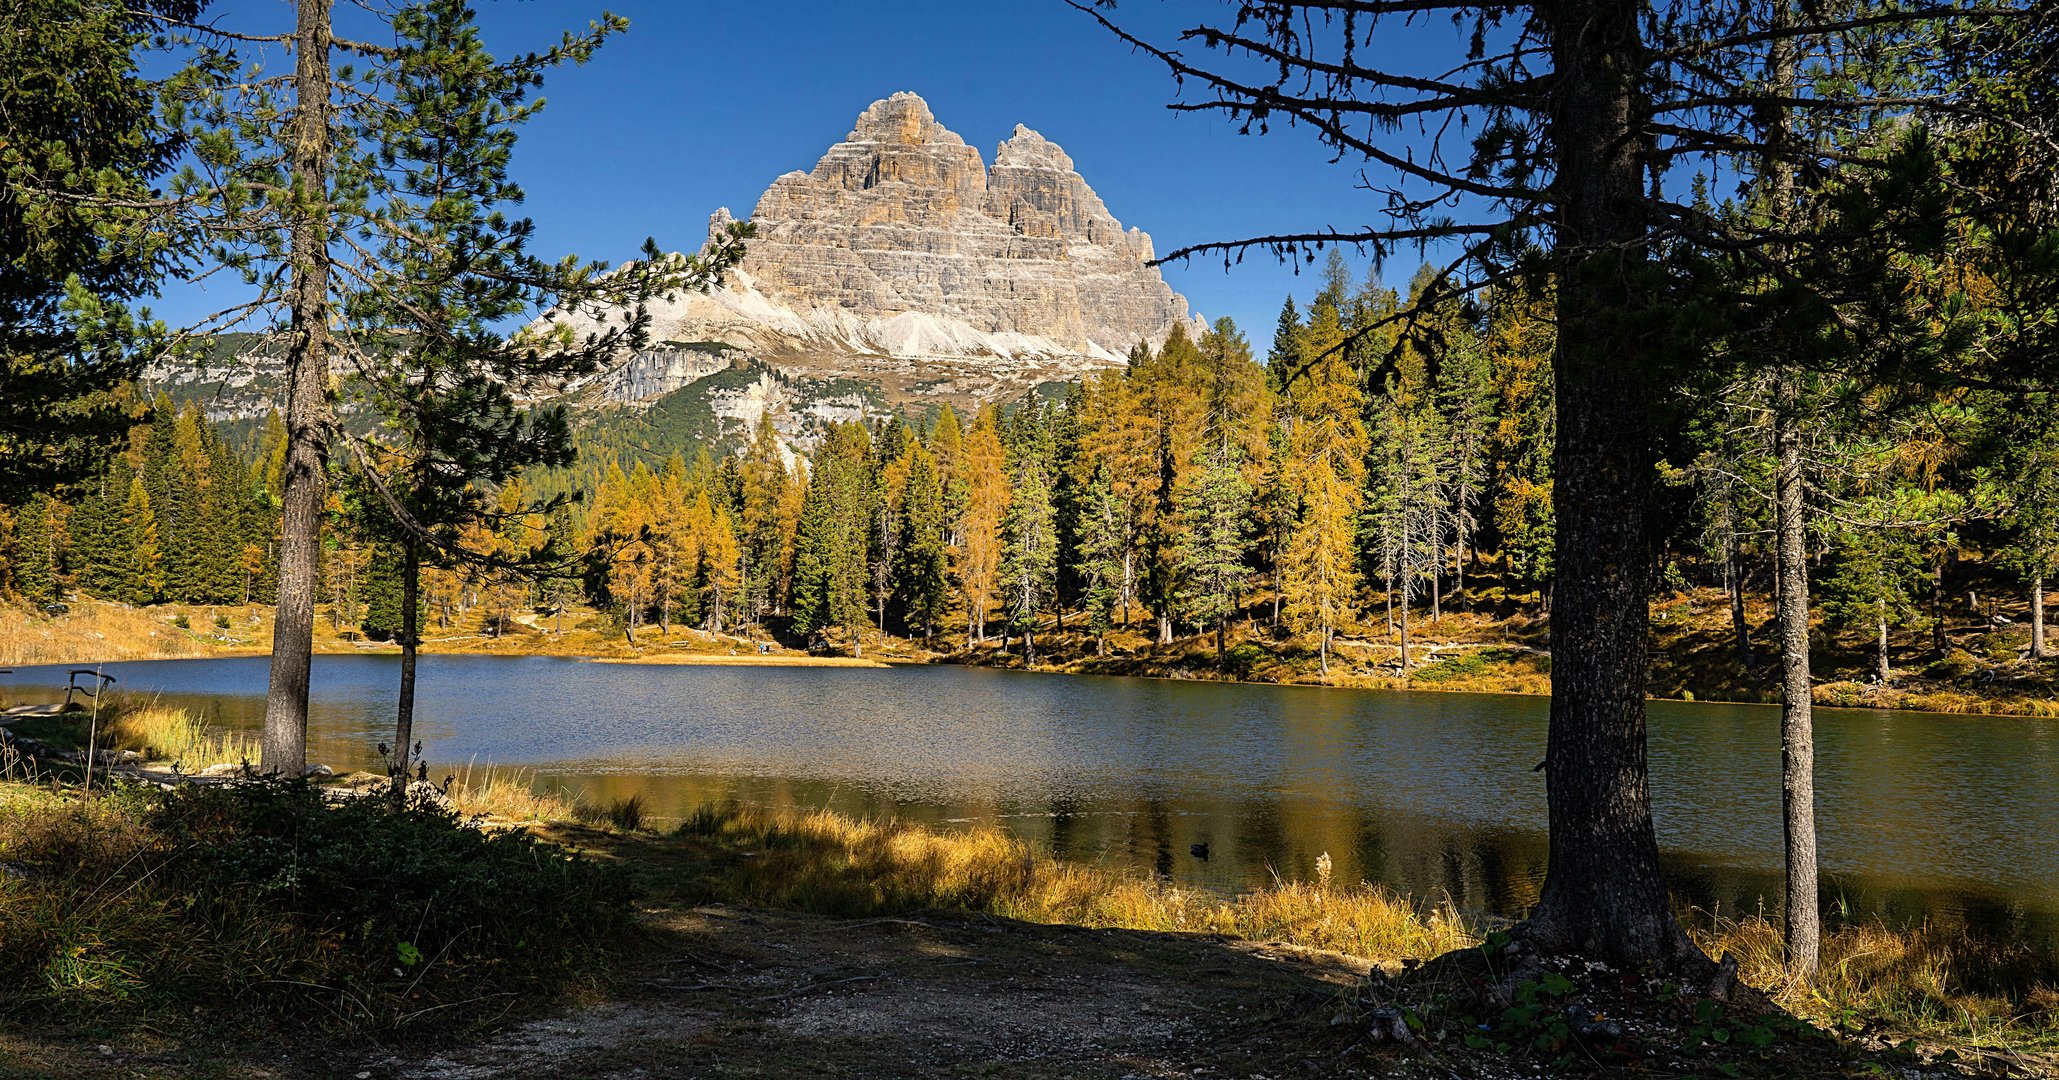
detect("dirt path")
[371,905,1377,1080]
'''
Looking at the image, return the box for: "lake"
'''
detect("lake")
[5,655,2056,948]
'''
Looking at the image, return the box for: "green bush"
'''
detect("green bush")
[169,614,190,629]
[1225,642,1272,679]
[1926,648,1981,682]
[0,778,630,1033]
[1414,651,1488,683]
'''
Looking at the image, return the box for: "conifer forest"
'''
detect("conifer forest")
[3,1,2059,1077]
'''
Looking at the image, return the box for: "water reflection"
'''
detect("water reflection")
[4,655,2055,951]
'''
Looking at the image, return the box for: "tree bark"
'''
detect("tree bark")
[1931,560,1947,654]
[260,0,334,777]
[1399,588,1411,672]
[1774,391,1820,980]
[1726,510,1752,670]
[1523,0,1696,969]
[2032,575,2046,661]
[1877,616,1891,684]
[391,537,420,807]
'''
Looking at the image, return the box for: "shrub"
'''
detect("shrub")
[212,613,232,630]
[0,778,629,1033]
[169,614,190,629]
[1926,648,1981,682]
[1414,651,1488,683]
[1224,641,1272,679]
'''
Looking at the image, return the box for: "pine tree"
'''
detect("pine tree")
[0,0,195,500]
[10,494,68,604]
[1076,465,1127,653]
[894,443,951,640]
[999,459,1057,664]
[1176,441,1253,664]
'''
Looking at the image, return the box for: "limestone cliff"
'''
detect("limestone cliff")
[587,92,1203,408]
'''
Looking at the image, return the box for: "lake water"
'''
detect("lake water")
[6,655,2056,948]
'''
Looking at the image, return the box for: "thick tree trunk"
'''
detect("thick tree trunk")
[1523,0,1695,969]
[391,537,420,807]
[2032,575,2046,660]
[260,0,334,777]
[1877,616,1891,684]
[1774,400,1820,980]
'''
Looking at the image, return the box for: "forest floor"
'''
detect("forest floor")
[4,584,2054,717]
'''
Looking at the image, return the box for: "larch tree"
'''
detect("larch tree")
[1280,335,1367,676]
[958,408,1010,646]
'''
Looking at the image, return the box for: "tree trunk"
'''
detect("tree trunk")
[1272,551,1282,630]
[1522,0,1695,969]
[1877,616,1891,684]
[1023,628,1034,666]
[1399,590,1411,672]
[1157,611,1171,645]
[1726,515,1752,670]
[1774,397,1820,980]
[2034,575,2047,660]
[1318,627,1329,676]
[260,0,334,778]
[391,537,420,807]
[1931,560,1946,654]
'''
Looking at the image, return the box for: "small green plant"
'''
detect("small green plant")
[170,614,190,629]
[213,613,232,630]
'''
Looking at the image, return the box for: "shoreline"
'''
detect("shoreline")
[6,644,2057,720]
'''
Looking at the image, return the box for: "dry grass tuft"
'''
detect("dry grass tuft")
[102,701,258,770]
[676,803,1477,963]
[1693,910,2059,1053]
[445,765,582,824]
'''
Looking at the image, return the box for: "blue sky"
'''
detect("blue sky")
[159,0,1450,346]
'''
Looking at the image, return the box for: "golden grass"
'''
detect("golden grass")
[443,765,653,832]
[676,803,1478,963]
[666,803,2055,1057]
[101,701,258,770]
[0,602,217,666]
[1695,911,2059,1053]
[444,764,582,823]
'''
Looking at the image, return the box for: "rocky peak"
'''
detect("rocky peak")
[848,91,960,147]
[734,91,1199,360]
[563,92,1203,421]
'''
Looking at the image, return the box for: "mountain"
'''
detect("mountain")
[152,93,1202,457]
[563,91,1204,409]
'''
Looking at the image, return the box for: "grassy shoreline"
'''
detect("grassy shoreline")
[0,689,2053,1070]
[7,597,2057,719]
[1,758,2052,1075]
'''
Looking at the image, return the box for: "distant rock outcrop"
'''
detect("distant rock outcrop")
[579,91,1203,408]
